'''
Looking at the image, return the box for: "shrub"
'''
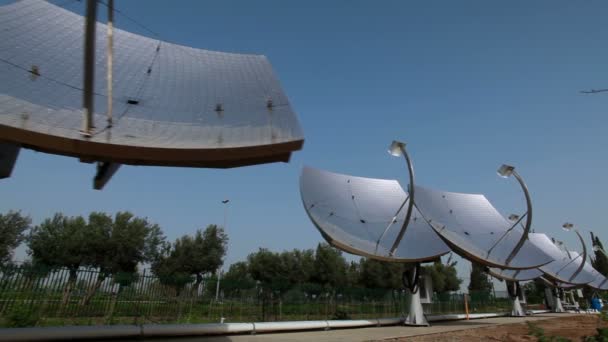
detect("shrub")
[4,306,39,328]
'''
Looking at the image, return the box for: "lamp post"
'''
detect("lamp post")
[497,164,533,266]
[508,214,520,222]
[215,199,230,302]
[562,223,587,282]
[387,140,416,256]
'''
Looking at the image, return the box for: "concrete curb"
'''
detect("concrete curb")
[0,311,553,341]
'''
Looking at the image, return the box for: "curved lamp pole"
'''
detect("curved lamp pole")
[387,140,416,256]
[386,141,428,326]
[497,164,533,266]
[562,222,587,282]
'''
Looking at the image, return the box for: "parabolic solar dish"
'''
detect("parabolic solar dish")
[414,186,553,270]
[529,233,595,285]
[300,167,450,262]
[487,267,544,282]
[582,262,608,290]
[559,261,608,290]
[0,0,303,171]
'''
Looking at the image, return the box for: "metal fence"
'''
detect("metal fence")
[0,266,513,328]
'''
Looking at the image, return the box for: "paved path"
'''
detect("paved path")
[142,313,580,342]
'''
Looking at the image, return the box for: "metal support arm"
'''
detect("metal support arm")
[0,142,20,179]
[93,162,121,190]
[568,229,587,282]
[402,263,421,294]
[390,144,415,255]
[504,170,533,266]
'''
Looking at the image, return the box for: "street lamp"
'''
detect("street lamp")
[497,164,533,266]
[387,140,416,256]
[215,199,230,302]
[508,214,520,222]
[561,222,587,282]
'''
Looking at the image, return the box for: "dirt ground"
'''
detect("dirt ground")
[383,315,607,342]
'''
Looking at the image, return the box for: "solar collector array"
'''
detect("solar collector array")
[301,166,552,270]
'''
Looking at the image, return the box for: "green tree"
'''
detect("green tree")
[151,240,193,296]
[244,248,320,299]
[358,258,404,289]
[311,243,348,289]
[29,212,165,305]
[523,279,546,304]
[424,259,462,294]
[222,261,255,296]
[0,210,31,267]
[247,248,289,293]
[17,259,52,291]
[281,249,315,286]
[81,212,165,304]
[346,261,361,288]
[110,212,165,276]
[152,225,228,295]
[27,213,89,304]
[468,262,493,294]
[194,225,229,283]
[591,232,608,277]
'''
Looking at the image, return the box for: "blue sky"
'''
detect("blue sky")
[2,0,608,291]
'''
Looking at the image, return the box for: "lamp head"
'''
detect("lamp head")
[497,164,515,178]
[388,140,406,157]
[508,214,520,222]
[562,222,574,232]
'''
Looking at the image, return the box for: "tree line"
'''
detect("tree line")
[222,245,461,299]
[0,210,462,301]
[0,210,227,303]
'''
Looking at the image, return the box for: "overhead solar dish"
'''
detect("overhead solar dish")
[528,233,595,285]
[414,185,553,270]
[300,167,450,262]
[0,0,304,187]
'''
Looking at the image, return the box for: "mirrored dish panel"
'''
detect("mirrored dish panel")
[0,0,303,167]
[414,185,552,270]
[575,261,608,290]
[487,267,543,282]
[529,234,595,285]
[300,167,450,262]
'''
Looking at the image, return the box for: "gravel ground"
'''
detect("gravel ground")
[384,315,606,342]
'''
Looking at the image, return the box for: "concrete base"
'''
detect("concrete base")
[511,297,526,317]
[554,297,566,313]
[404,290,429,326]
